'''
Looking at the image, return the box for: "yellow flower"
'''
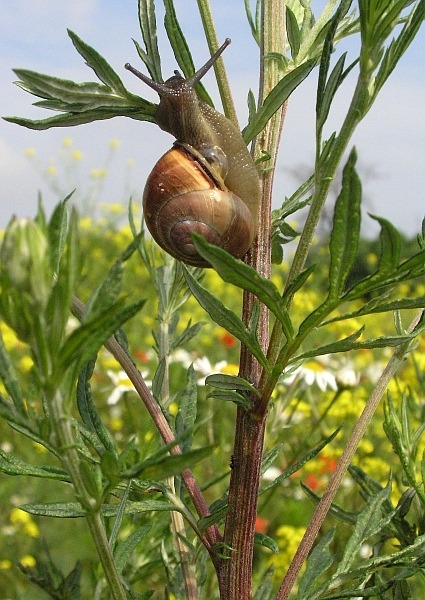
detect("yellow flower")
[62,137,73,147]
[169,402,179,416]
[0,559,12,570]
[19,355,34,372]
[144,431,154,442]
[71,149,83,161]
[46,165,58,175]
[10,508,40,536]
[20,555,36,567]
[90,168,108,179]
[270,525,306,582]
[109,139,121,149]
[0,323,19,350]
[109,416,124,431]
[24,147,36,157]
[79,217,93,230]
[100,203,124,215]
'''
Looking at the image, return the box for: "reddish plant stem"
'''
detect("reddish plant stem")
[219,3,287,595]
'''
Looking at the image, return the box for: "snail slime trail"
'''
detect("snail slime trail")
[125,39,260,267]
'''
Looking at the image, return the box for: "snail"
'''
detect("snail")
[125,38,260,267]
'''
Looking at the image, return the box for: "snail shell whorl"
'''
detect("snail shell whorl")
[143,144,255,267]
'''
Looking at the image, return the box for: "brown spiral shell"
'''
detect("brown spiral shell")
[143,143,255,267]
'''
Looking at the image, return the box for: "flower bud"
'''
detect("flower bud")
[0,217,51,308]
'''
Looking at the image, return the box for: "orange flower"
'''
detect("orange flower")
[255,515,270,534]
[219,331,236,348]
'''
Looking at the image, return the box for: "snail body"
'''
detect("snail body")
[125,39,260,267]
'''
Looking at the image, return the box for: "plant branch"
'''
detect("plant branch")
[71,297,221,559]
[196,0,239,125]
[275,309,425,600]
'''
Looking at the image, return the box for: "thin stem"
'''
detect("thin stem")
[47,388,127,600]
[158,308,199,600]
[275,309,424,600]
[71,297,221,558]
[196,0,239,125]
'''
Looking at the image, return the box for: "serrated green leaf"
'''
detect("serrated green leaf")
[84,261,124,319]
[115,523,152,573]
[297,528,335,599]
[0,450,68,480]
[328,149,361,301]
[170,320,204,352]
[183,266,270,373]
[163,0,212,106]
[4,104,156,130]
[77,360,117,454]
[371,214,402,276]
[124,445,213,480]
[325,295,425,323]
[243,59,317,142]
[295,330,415,361]
[260,429,340,495]
[191,234,294,340]
[178,365,198,452]
[333,483,392,578]
[67,29,127,94]
[47,196,70,275]
[21,500,175,518]
[198,499,229,532]
[58,299,146,381]
[136,0,162,81]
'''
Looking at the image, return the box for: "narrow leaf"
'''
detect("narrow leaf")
[295,332,413,360]
[4,105,156,130]
[254,532,279,554]
[67,29,127,94]
[114,523,152,573]
[183,267,270,372]
[191,234,294,340]
[0,450,68,480]
[178,365,198,452]
[21,500,175,518]
[124,446,213,480]
[297,528,335,599]
[333,483,392,577]
[163,0,212,106]
[243,59,317,142]
[286,6,301,58]
[136,0,162,81]
[59,299,146,379]
[328,148,361,300]
[206,373,260,396]
[260,429,340,495]
[207,389,252,409]
[77,360,116,454]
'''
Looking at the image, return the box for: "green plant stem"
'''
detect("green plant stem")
[158,309,199,600]
[219,2,287,597]
[261,66,373,400]
[276,309,424,600]
[71,297,221,559]
[196,0,239,125]
[47,388,127,600]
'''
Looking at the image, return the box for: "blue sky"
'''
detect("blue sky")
[1,1,424,237]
